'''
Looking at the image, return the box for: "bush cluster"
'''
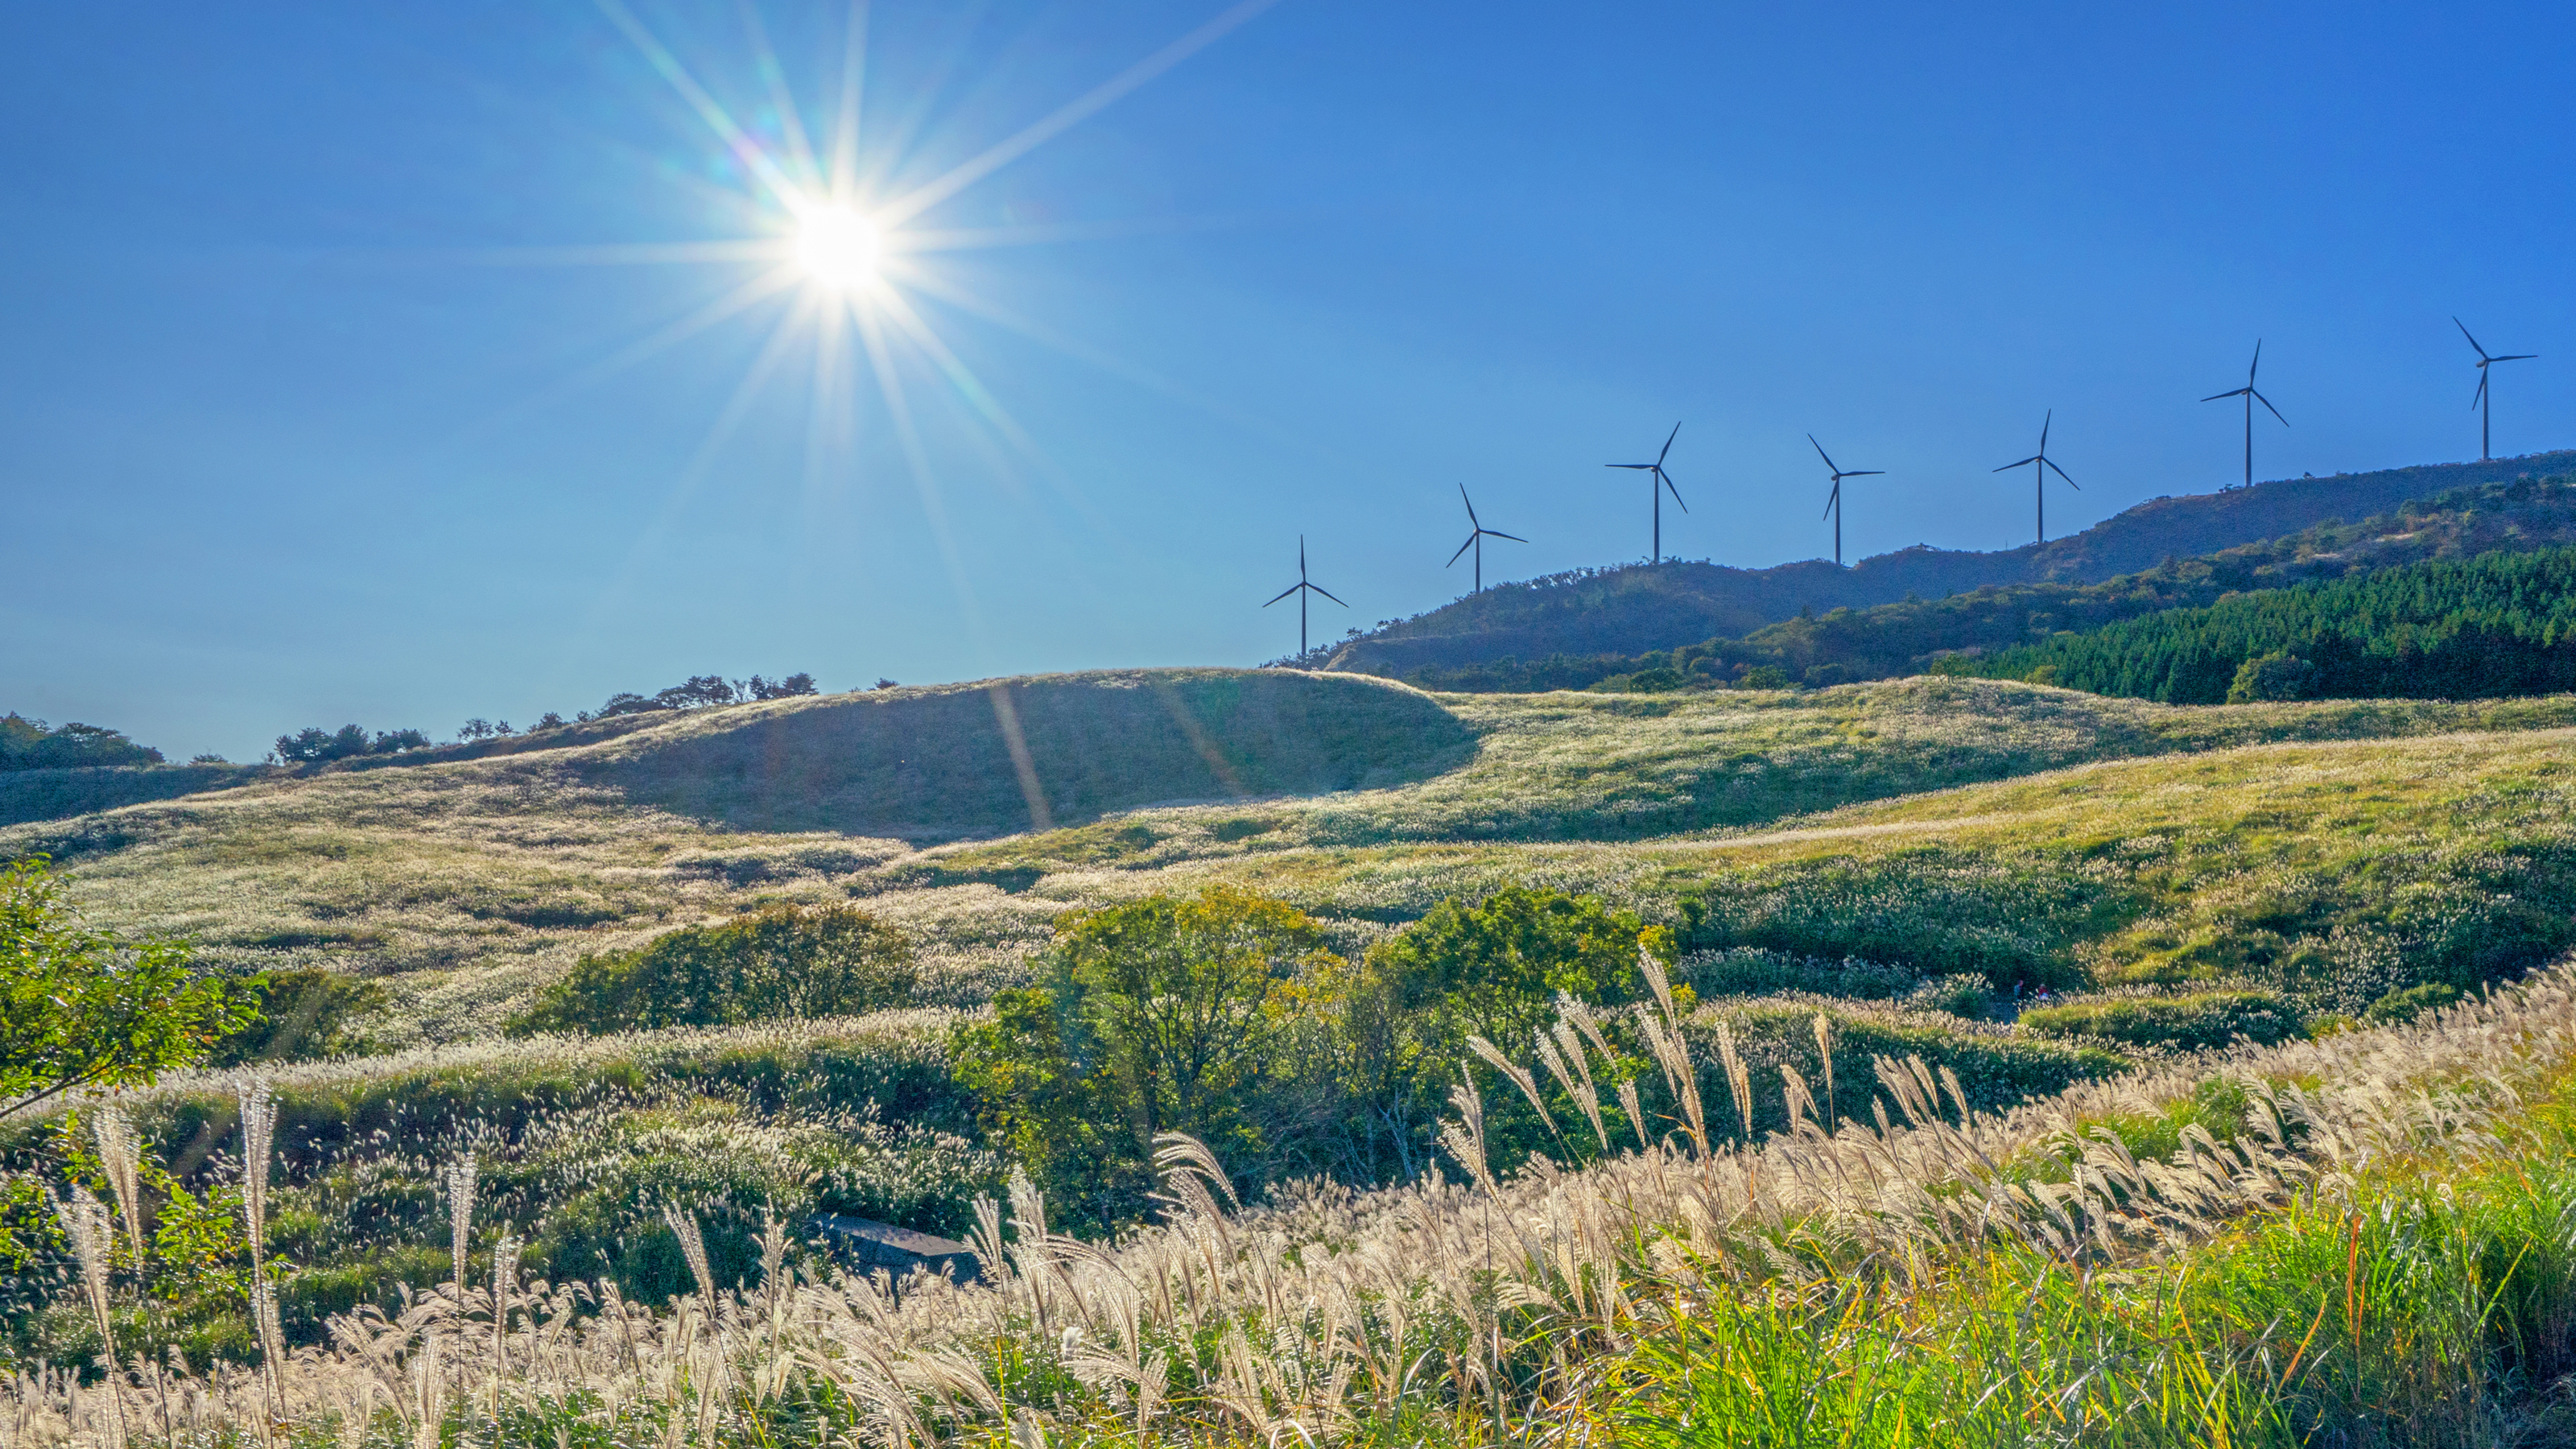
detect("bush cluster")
[953,884,1665,1232]
[2017,989,2304,1051]
[510,902,917,1035]
[272,724,431,764]
[0,716,163,772]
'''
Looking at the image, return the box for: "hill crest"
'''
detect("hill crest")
[1322,451,2576,676]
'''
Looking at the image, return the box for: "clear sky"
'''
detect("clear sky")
[7,2,2574,762]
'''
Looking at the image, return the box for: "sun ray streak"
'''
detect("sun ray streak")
[735,0,821,188]
[855,298,987,651]
[831,1,869,200]
[420,241,786,268]
[877,0,1282,229]
[577,295,824,638]
[443,264,807,450]
[893,265,1302,445]
[595,0,804,209]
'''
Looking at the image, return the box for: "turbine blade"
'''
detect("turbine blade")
[1489,530,1529,543]
[1606,463,1651,470]
[2045,457,2078,486]
[2202,389,2245,402]
[1849,469,1885,478]
[1664,473,1688,512]
[1657,420,1680,466]
[2498,353,2539,362]
[1447,535,1476,567]
[2472,374,2487,409]
[1311,584,1349,607]
[2041,408,2053,448]
[2249,339,2262,382]
[1995,456,2040,472]
[1808,434,1837,473]
[2456,316,2488,360]
[2252,389,2288,426]
[1459,484,1480,527]
[1262,586,1298,607]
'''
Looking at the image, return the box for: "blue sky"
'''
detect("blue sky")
[6,2,2574,762]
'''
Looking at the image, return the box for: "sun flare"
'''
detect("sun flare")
[794,205,880,290]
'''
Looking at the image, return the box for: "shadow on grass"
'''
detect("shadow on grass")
[576,669,1480,840]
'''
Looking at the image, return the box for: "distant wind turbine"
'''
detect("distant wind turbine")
[2455,317,2537,462]
[1605,423,1686,563]
[1446,485,1525,594]
[1992,411,2078,545]
[2202,341,2287,489]
[1263,535,1347,660]
[1808,436,1881,568]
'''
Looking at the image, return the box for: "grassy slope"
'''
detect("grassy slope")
[10,668,2576,1043]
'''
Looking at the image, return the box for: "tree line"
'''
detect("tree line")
[1954,545,2576,704]
[273,671,821,763]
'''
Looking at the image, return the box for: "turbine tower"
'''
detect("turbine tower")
[1262,535,1346,660]
[2201,341,2287,489]
[1605,423,1686,563]
[1446,485,1526,594]
[1808,436,1881,568]
[1992,410,2079,545]
[2455,317,2537,462]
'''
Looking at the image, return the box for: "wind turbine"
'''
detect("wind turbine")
[2455,317,2537,462]
[2201,341,2287,489]
[1605,423,1686,563]
[1808,436,1881,567]
[1992,410,2078,545]
[1263,535,1346,660]
[1446,485,1525,594]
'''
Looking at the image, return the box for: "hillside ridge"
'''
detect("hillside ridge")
[1324,450,2576,676]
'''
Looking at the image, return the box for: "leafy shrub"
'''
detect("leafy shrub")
[2363,980,2463,1026]
[1365,885,1657,1047]
[0,716,163,771]
[2227,650,2314,703]
[510,902,916,1035]
[2019,989,2303,1051]
[206,968,389,1066]
[1900,973,1996,1017]
[1677,947,1917,1000]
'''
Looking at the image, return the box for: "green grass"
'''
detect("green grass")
[11,671,2576,1045]
[1608,1066,2576,1447]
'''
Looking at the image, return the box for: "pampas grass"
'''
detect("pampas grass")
[14,954,2576,1447]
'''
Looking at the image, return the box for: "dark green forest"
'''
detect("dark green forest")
[1957,545,2576,704]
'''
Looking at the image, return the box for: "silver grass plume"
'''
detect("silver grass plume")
[659,1203,716,1306]
[1813,1013,1837,1128]
[91,1100,147,1261]
[1468,1034,1563,1150]
[1438,1070,1496,1195]
[55,1186,126,1449]
[1715,1018,1754,1146]
[235,1078,284,1417]
[443,1155,477,1298]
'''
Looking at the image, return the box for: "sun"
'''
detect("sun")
[794,205,880,290]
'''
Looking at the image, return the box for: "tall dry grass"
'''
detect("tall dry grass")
[9,949,2570,1447]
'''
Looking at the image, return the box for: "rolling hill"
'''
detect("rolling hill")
[1322,450,2576,677]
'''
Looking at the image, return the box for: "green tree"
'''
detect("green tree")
[511,902,916,1034]
[2226,650,2314,703]
[2,857,258,1122]
[955,886,1335,1228]
[1364,885,1660,1052]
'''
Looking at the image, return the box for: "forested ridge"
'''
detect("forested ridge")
[1960,544,2576,704]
